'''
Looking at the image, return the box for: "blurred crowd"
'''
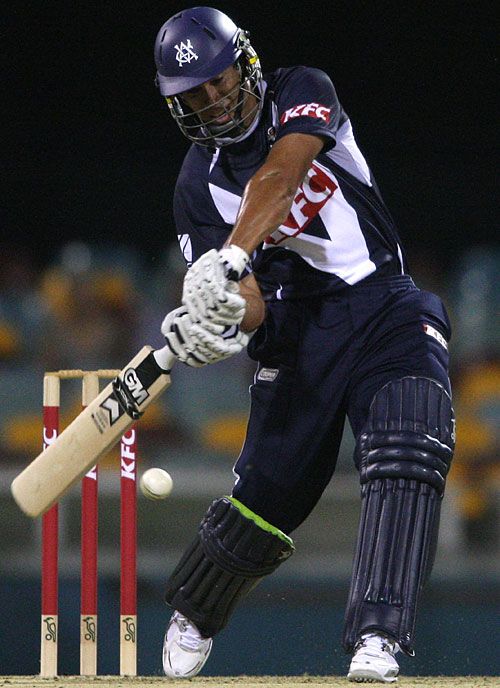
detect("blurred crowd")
[444,247,499,552]
[0,240,257,471]
[0,240,498,553]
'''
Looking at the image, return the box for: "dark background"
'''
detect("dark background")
[3,1,497,272]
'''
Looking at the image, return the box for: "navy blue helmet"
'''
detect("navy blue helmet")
[154,7,263,146]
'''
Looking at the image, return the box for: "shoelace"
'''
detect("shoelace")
[175,614,207,651]
[356,633,399,657]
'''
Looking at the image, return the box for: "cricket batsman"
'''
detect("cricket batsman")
[155,7,455,682]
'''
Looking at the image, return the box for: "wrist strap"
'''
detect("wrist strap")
[219,245,250,280]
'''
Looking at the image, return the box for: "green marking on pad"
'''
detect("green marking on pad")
[227,496,294,548]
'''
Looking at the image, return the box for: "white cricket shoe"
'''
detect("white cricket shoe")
[163,611,213,678]
[347,632,400,683]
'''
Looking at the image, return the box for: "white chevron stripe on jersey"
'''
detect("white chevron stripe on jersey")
[326,119,372,185]
[208,183,241,224]
[271,198,376,283]
[209,161,375,283]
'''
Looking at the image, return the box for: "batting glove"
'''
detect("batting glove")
[161,306,249,368]
[182,246,250,326]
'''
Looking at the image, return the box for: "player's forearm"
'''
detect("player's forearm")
[240,291,265,333]
[224,169,297,255]
[224,133,324,256]
[239,274,265,332]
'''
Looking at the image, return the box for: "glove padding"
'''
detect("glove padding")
[182,246,250,327]
[161,306,249,368]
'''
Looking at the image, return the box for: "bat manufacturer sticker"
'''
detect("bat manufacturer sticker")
[123,368,149,404]
[91,366,150,433]
[92,393,124,433]
[101,396,121,423]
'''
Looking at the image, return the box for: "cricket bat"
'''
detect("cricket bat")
[11,344,176,518]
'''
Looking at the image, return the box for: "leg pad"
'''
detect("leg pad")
[344,377,455,655]
[357,376,454,494]
[165,497,294,637]
[343,477,441,655]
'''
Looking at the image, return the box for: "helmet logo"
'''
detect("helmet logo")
[174,39,199,67]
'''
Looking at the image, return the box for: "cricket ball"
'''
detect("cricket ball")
[140,468,173,500]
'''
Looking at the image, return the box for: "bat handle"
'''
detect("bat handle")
[153,345,176,372]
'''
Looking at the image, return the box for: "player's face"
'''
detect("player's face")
[179,64,256,132]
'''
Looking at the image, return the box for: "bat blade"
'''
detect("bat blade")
[11,345,175,518]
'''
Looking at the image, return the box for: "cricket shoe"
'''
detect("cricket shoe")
[347,632,400,683]
[163,611,213,678]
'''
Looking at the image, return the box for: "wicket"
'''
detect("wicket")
[40,369,138,678]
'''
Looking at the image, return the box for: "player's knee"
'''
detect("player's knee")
[197,496,295,575]
[355,376,455,494]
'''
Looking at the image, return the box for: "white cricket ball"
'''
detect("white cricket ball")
[140,468,173,500]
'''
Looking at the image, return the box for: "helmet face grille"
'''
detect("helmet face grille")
[168,34,263,147]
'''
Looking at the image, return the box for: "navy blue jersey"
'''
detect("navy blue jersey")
[173,66,408,299]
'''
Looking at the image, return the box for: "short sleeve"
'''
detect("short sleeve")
[273,67,344,151]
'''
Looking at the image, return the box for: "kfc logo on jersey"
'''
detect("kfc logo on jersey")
[266,162,337,244]
[280,103,331,124]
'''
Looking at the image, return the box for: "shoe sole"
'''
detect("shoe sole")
[347,668,398,683]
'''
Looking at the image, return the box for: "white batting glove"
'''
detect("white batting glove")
[182,246,250,326]
[161,306,249,368]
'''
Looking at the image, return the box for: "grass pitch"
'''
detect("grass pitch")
[0,677,497,688]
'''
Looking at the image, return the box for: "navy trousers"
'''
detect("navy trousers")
[232,275,451,534]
